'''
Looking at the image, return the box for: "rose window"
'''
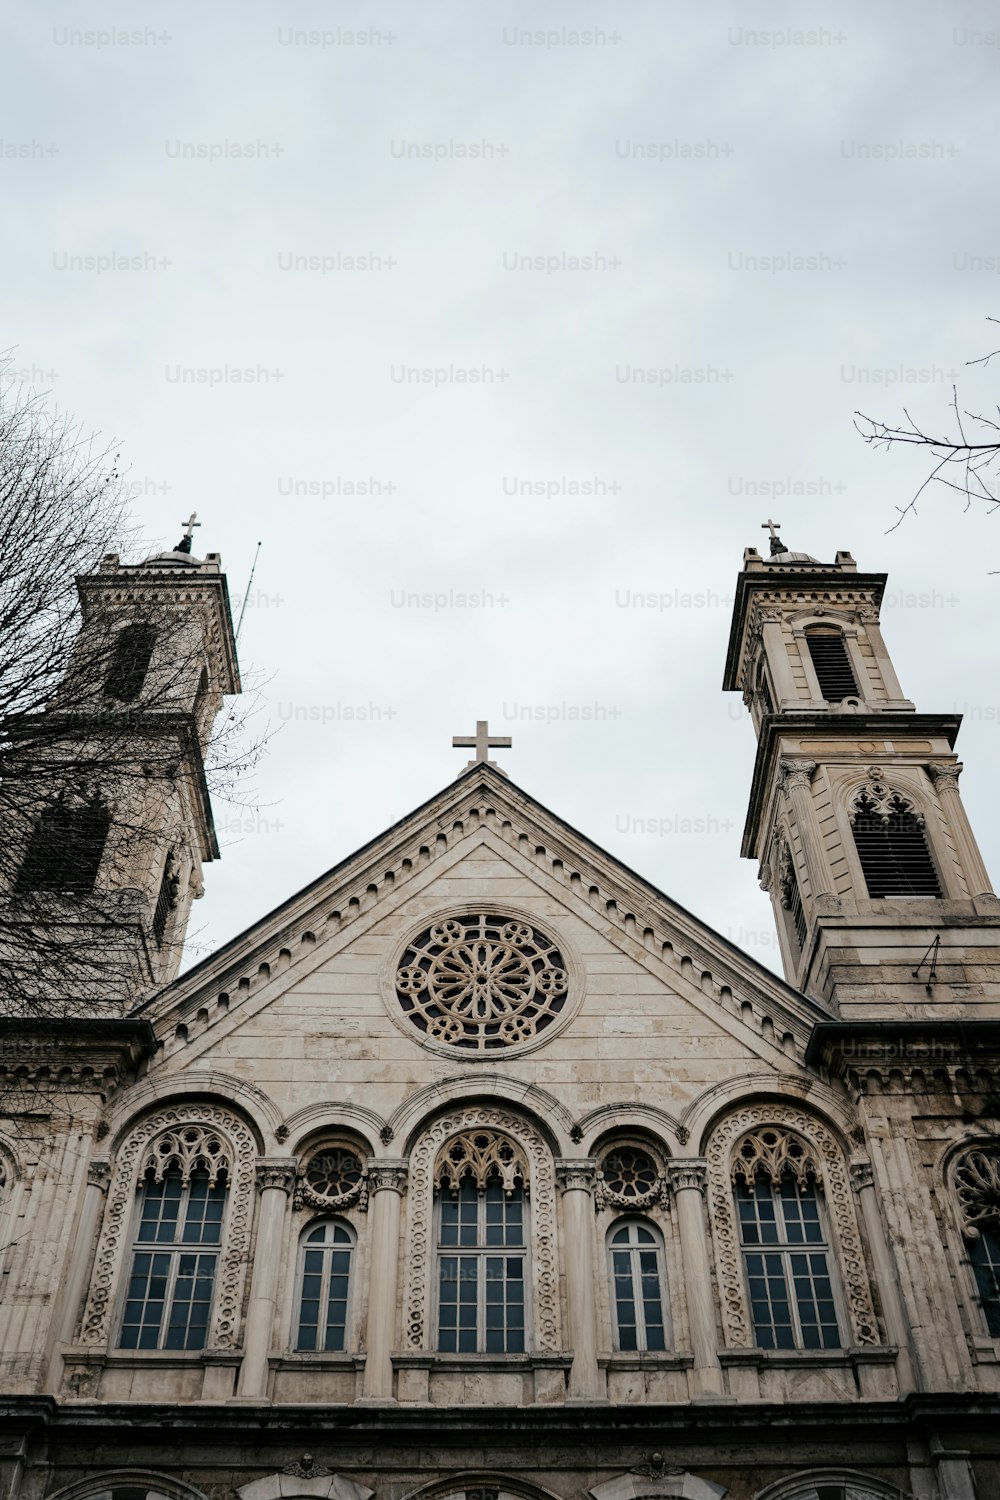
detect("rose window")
[597,1147,662,1209]
[296,1147,366,1210]
[395,913,569,1051]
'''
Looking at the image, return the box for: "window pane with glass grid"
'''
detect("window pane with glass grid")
[296,1222,354,1352]
[970,1227,1000,1336]
[436,1177,526,1352]
[119,1169,225,1351]
[736,1175,840,1350]
[609,1222,667,1352]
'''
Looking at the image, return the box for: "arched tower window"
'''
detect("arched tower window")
[954,1147,1000,1336]
[849,776,941,898]
[607,1219,669,1351]
[295,1220,356,1351]
[16,791,110,894]
[117,1126,231,1351]
[105,622,157,702]
[805,626,859,702]
[433,1130,529,1354]
[732,1127,842,1350]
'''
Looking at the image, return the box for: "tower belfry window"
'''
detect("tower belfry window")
[105,623,157,702]
[805,629,859,702]
[779,844,807,951]
[16,794,110,894]
[850,780,941,898]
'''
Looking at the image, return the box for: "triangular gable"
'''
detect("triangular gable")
[135,766,831,1075]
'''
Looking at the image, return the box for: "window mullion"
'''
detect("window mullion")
[160,1248,182,1350]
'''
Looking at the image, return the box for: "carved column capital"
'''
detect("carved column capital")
[849,1160,875,1193]
[368,1160,408,1195]
[927,761,963,792]
[778,757,818,792]
[666,1159,708,1195]
[555,1158,598,1194]
[254,1157,297,1195]
[87,1159,112,1193]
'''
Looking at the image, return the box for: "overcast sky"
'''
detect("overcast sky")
[5,0,1000,981]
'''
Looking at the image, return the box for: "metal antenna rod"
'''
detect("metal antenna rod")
[235,541,262,643]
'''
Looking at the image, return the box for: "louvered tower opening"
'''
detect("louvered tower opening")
[16,799,111,893]
[153,854,178,947]
[806,630,859,702]
[105,622,157,702]
[852,794,941,897]
[780,848,807,952]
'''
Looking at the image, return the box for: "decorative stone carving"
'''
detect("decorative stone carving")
[395,913,569,1051]
[777,843,799,913]
[255,1158,297,1196]
[954,1147,1000,1239]
[80,1104,256,1348]
[87,1159,111,1193]
[595,1146,667,1209]
[404,1106,559,1350]
[630,1455,685,1481]
[141,1123,231,1186]
[849,1160,875,1193]
[778,758,818,793]
[927,762,963,792]
[666,1160,708,1196]
[849,777,923,828]
[368,1162,408,1194]
[435,1130,528,1196]
[556,1158,598,1194]
[295,1146,367,1211]
[283,1457,332,1480]
[731,1126,822,1187]
[706,1105,878,1349]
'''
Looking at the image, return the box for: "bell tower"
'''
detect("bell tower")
[723,525,1000,1018]
[0,520,240,1015]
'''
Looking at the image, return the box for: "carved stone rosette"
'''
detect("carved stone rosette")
[595,1146,668,1210]
[81,1105,257,1349]
[294,1145,369,1212]
[404,1107,560,1351]
[705,1105,878,1349]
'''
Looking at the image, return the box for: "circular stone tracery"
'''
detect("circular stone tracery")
[598,1147,661,1207]
[396,913,569,1051]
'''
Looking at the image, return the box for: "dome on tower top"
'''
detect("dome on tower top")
[141,548,204,567]
[765,548,820,564]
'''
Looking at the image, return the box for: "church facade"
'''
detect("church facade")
[1,534,999,1500]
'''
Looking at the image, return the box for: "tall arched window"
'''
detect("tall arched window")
[295,1220,356,1351]
[733,1127,841,1350]
[954,1147,1000,1336]
[105,622,157,702]
[433,1130,529,1354]
[117,1126,230,1351]
[607,1220,668,1351]
[849,776,940,898]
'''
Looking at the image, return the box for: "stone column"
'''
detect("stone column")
[927,763,994,899]
[45,1159,110,1393]
[779,758,833,899]
[850,1160,917,1393]
[556,1159,602,1400]
[233,1158,296,1400]
[667,1160,724,1398]
[361,1161,408,1400]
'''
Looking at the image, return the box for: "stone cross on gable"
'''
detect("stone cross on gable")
[452,719,512,775]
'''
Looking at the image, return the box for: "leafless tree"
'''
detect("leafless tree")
[855,317,1000,531]
[0,353,262,1029]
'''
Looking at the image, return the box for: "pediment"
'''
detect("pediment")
[135,766,830,1087]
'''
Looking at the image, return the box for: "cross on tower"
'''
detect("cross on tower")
[452,719,512,775]
[761,517,786,557]
[176,511,201,555]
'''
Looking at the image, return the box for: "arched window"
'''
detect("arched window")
[16,792,110,893]
[849,776,940,898]
[295,1220,355,1351]
[805,626,859,702]
[105,622,157,702]
[433,1130,529,1354]
[607,1219,668,1351]
[732,1128,841,1351]
[117,1126,230,1351]
[954,1147,1000,1336]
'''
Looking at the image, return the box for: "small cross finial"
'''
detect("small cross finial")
[761,517,786,557]
[452,719,512,776]
[175,511,202,555]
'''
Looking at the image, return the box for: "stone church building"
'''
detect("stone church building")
[1,531,999,1500]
